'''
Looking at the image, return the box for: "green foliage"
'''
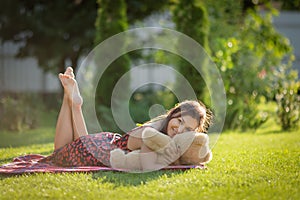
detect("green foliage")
[94,0,128,45]
[274,67,300,130]
[0,0,171,75]
[95,105,117,133]
[205,0,243,43]
[94,0,130,132]
[0,0,97,73]
[172,0,210,52]
[280,0,300,10]
[0,94,44,132]
[129,88,176,125]
[172,0,210,102]
[212,7,294,130]
[126,0,170,25]
[213,37,269,130]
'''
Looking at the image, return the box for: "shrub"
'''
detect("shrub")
[0,94,44,132]
[212,7,293,130]
[274,67,300,130]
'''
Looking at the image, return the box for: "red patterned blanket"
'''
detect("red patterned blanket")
[0,154,205,175]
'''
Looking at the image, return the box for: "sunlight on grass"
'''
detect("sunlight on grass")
[0,128,55,148]
[0,144,53,165]
[0,110,56,148]
[0,130,299,199]
[0,104,299,199]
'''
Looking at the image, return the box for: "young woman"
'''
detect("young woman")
[40,67,213,170]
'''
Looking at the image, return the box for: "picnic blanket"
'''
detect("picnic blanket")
[0,154,205,175]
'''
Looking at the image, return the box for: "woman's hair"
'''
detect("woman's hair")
[146,100,213,134]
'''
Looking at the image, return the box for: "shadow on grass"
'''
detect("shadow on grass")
[258,129,284,135]
[93,170,185,186]
[253,127,294,135]
[0,110,57,148]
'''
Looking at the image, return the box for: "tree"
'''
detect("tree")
[94,0,130,132]
[126,0,170,24]
[172,0,210,102]
[281,0,300,11]
[0,0,169,74]
[0,0,97,74]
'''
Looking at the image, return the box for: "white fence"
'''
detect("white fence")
[0,42,60,93]
[0,42,176,94]
[273,11,300,75]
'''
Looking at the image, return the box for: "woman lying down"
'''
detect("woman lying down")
[39,67,213,172]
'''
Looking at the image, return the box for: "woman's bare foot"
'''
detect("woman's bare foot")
[59,67,83,107]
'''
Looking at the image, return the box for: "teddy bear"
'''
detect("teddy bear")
[109,127,212,171]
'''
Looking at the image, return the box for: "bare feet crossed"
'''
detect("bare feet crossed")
[58,67,83,107]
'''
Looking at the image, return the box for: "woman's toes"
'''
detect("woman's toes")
[65,67,75,78]
[65,67,72,74]
[61,74,72,79]
[58,73,64,79]
[67,66,73,72]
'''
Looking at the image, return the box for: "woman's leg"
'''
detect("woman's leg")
[54,68,75,150]
[54,67,88,150]
[54,95,74,150]
[69,75,88,140]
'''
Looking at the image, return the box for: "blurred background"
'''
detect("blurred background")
[0,0,299,144]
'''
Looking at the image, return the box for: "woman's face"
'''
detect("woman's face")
[166,115,198,138]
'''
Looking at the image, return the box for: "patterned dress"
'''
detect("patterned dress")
[39,132,131,167]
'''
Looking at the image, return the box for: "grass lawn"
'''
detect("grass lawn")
[0,112,299,199]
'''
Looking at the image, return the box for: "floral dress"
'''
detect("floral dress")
[39,132,131,167]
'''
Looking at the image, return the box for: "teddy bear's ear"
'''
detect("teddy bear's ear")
[142,127,171,152]
[193,132,209,145]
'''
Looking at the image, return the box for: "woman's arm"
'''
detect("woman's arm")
[127,120,164,151]
[127,126,147,150]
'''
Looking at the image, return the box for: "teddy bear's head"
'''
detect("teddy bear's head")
[143,128,213,166]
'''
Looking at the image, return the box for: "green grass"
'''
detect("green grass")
[0,110,56,148]
[0,112,299,199]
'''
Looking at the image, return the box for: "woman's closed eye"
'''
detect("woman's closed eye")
[177,118,183,124]
[177,118,194,132]
[184,127,193,132]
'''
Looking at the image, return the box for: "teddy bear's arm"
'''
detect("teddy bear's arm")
[140,143,167,171]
